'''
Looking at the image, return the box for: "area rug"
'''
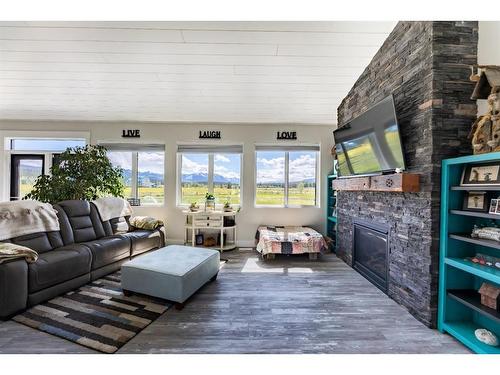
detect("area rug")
[13,272,171,353]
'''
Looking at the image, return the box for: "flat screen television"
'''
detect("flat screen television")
[333,95,405,177]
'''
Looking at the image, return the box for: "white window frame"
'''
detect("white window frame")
[0,130,90,201]
[104,145,166,207]
[254,146,320,208]
[176,148,243,208]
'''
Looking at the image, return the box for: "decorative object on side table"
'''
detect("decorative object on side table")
[195,233,204,246]
[463,191,491,212]
[461,161,500,186]
[203,236,217,247]
[474,328,499,347]
[471,226,500,242]
[189,202,200,212]
[223,198,233,212]
[223,216,235,227]
[478,282,500,311]
[205,193,216,211]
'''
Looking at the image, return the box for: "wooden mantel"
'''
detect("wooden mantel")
[331,173,420,193]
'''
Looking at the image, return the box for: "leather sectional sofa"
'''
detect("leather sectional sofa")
[0,200,165,319]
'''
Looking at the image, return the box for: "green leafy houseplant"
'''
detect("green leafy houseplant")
[223,198,233,212]
[25,145,124,203]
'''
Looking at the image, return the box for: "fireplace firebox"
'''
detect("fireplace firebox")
[352,219,389,294]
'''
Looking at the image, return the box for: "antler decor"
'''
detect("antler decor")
[470,65,500,154]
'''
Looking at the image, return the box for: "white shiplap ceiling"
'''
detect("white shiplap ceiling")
[0,22,396,124]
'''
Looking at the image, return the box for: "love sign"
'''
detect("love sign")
[122,129,140,138]
[277,131,297,140]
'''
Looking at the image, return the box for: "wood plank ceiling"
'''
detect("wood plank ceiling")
[0,22,396,124]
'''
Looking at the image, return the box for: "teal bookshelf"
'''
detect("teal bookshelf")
[327,167,337,252]
[439,152,500,354]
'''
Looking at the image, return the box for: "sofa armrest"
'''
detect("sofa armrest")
[0,259,28,319]
[157,226,166,247]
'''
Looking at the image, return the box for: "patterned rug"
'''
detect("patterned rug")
[13,272,171,353]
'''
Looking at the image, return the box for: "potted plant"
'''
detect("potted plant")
[223,198,233,212]
[205,193,216,211]
[25,145,124,203]
[189,202,200,212]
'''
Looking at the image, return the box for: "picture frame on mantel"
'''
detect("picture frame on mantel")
[460,161,500,186]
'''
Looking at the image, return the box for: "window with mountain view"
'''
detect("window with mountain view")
[256,148,318,207]
[107,147,164,206]
[180,153,209,205]
[179,151,241,206]
[138,151,165,205]
[107,151,133,199]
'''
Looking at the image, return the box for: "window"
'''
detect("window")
[178,145,242,206]
[107,151,134,201]
[138,151,165,205]
[7,137,87,201]
[180,153,209,205]
[10,138,86,151]
[255,146,319,207]
[104,144,165,206]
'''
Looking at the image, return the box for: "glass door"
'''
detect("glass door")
[10,154,45,200]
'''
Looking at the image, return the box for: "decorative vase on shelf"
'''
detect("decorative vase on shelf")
[205,193,216,211]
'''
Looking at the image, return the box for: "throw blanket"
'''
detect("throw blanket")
[130,216,164,230]
[0,242,38,264]
[255,225,327,255]
[92,197,133,222]
[0,200,60,241]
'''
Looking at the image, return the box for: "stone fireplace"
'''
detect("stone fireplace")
[336,21,478,327]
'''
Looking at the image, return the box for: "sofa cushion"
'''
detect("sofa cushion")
[28,244,92,293]
[56,200,106,243]
[82,236,131,270]
[122,230,161,256]
[11,231,64,254]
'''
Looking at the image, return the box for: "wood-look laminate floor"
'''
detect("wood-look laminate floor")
[0,250,469,354]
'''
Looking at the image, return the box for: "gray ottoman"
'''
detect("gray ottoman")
[121,245,220,308]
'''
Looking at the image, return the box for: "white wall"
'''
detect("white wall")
[0,120,335,246]
[477,21,500,114]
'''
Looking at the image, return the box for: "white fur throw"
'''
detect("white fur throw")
[0,242,38,264]
[92,197,133,222]
[0,200,60,241]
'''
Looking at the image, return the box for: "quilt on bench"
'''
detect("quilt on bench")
[255,225,327,255]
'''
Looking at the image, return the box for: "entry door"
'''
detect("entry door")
[10,154,45,200]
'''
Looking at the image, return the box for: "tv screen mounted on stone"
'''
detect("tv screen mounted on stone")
[333,95,406,178]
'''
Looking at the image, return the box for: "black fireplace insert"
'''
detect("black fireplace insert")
[352,219,389,294]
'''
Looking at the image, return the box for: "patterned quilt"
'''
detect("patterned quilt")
[255,226,327,255]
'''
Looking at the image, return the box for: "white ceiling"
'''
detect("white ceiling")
[0,21,396,124]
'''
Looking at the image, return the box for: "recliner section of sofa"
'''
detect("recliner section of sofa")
[55,200,133,276]
[0,199,165,319]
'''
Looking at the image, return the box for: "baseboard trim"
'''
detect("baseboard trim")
[167,238,255,248]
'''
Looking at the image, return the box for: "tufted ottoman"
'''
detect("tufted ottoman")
[121,245,220,309]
